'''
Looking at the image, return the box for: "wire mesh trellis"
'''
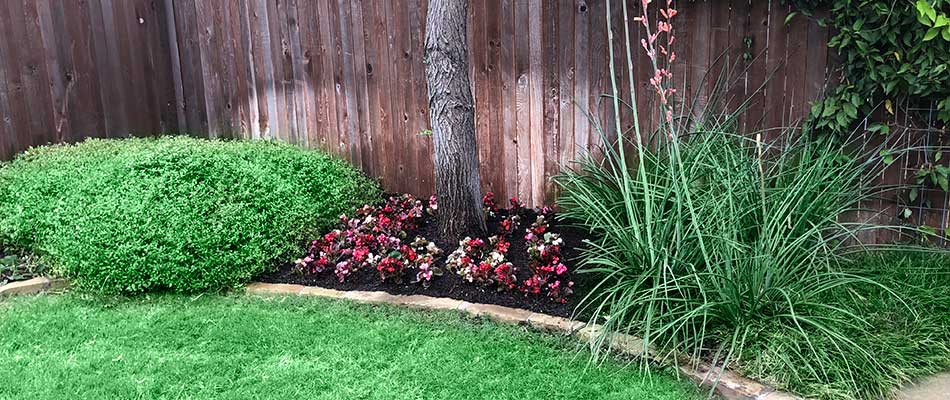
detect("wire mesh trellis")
[856,100,950,246]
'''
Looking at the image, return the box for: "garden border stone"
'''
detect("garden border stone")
[0,277,68,297]
[245,281,803,400]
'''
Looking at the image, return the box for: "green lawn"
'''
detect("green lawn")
[738,252,950,399]
[0,294,699,400]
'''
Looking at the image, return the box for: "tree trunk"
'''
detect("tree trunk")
[423,0,486,243]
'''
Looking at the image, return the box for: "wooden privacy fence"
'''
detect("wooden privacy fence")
[0,0,831,205]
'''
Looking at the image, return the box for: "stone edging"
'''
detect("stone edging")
[246,282,802,400]
[0,277,69,297]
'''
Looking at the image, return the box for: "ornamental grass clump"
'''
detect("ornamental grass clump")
[0,136,377,293]
[556,1,915,398]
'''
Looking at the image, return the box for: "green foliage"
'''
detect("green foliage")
[0,294,701,400]
[739,252,950,400]
[0,137,378,293]
[800,0,950,132]
[556,123,895,387]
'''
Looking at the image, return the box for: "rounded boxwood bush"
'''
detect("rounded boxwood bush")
[0,137,379,293]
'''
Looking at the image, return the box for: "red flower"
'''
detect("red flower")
[494,239,510,254]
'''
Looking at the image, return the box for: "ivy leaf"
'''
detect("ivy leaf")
[785,11,797,26]
[917,0,937,23]
[924,27,941,41]
[881,150,895,166]
[867,123,890,134]
[936,151,943,162]
[910,187,919,202]
[936,15,950,28]
[821,103,838,118]
[903,208,913,219]
[943,26,950,41]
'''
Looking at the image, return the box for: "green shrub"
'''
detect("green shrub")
[0,137,378,293]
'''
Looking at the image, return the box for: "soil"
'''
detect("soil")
[258,204,597,318]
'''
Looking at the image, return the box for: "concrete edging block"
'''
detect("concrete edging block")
[0,277,68,297]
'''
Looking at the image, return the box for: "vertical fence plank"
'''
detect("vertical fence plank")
[762,0,789,139]
[514,0,532,202]
[572,0,591,180]
[327,0,353,163]
[527,0,544,204]
[18,0,57,146]
[499,0,517,200]
[541,0,560,202]
[557,0,575,179]
[471,0,489,196]
[236,0,260,139]
[337,0,363,169]
[383,0,408,192]
[350,0,376,178]
[485,0,506,199]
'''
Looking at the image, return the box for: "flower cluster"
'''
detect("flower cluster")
[483,192,526,218]
[636,0,678,126]
[295,194,442,284]
[297,191,574,304]
[446,235,516,290]
[522,211,573,303]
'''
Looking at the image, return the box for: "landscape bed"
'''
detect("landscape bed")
[258,193,593,318]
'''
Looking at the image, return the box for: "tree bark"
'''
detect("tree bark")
[424,0,486,243]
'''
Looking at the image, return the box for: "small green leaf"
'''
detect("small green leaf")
[935,15,950,28]
[943,26,950,41]
[945,227,950,237]
[903,208,913,218]
[939,175,949,192]
[867,123,890,134]
[785,12,798,26]
[917,0,937,22]
[924,27,941,41]
[910,187,919,202]
[881,150,895,166]
[936,151,943,162]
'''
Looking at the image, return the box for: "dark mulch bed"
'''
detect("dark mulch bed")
[258,204,596,318]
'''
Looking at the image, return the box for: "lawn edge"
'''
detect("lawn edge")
[246,281,803,400]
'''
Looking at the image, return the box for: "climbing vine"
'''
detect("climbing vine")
[792,0,950,133]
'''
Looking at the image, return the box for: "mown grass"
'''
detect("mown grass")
[739,252,950,400]
[0,294,701,400]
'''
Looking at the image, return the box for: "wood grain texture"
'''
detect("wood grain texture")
[0,0,838,206]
